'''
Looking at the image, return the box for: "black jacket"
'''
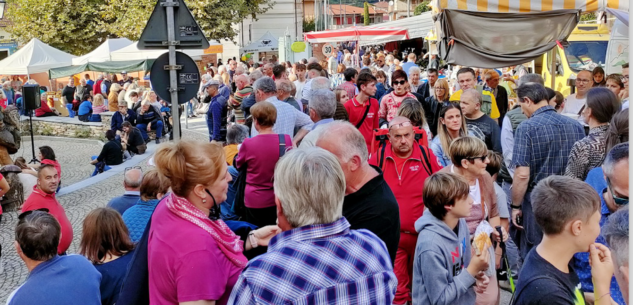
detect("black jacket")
[97,139,123,165]
[416,81,432,101]
[495,86,509,126]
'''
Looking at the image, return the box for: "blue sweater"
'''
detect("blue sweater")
[95,250,136,305]
[107,192,140,215]
[111,110,137,131]
[122,198,160,243]
[78,101,93,115]
[7,255,101,305]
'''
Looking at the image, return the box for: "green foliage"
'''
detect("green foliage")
[363,1,369,26]
[579,12,596,22]
[414,0,431,15]
[303,18,316,33]
[6,0,274,54]
[74,127,93,138]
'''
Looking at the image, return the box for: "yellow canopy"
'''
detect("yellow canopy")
[432,0,627,13]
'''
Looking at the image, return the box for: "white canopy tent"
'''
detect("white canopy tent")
[360,12,434,46]
[110,41,216,61]
[241,31,279,53]
[72,38,134,65]
[0,38,75,75]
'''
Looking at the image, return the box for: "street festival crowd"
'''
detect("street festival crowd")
[0,45,630,305]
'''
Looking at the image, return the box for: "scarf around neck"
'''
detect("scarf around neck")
[164,193,247,268]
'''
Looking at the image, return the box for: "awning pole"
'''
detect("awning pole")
[549,47,556,89]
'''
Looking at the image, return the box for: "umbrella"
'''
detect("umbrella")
[304,26,409,43]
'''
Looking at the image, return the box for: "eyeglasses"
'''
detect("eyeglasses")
[393,80,407,86]
[18,208,50,220]
[606,177,628,206]
[467,155,488,162]
[388,120,412,130]
[576,78,592,84]
[125,166,142,173]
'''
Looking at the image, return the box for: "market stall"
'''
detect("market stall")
[240,31,279,63]
[0,38,75,75]
[304,26,410,43]
[72,38,133,65]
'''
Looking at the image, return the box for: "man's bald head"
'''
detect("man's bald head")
[388,116,411,129]
[316,121,368,163]
[124,168,143,191]
[235,74,249,90]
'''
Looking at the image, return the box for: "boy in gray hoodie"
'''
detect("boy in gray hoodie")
[412,172,491,305]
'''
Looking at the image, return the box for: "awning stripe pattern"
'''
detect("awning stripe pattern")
[433,0,626,12]
[304,27,410,43]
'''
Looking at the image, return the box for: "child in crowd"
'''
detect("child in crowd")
[485,150,510,231]
[513,176,602,304]
[412,172,490,305]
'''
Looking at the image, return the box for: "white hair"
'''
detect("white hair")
[308,89,336,119]
[201,74,212,82]
[408,66,421,76]
[316,120,369,162]
[311,77,330,90]
[603,206,629,267]
[274,147,345,228]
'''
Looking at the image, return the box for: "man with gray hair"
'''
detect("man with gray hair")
[572,142,629,304]
[316,121,400,263]
[601,207,629,304]
[106,167,143,215]
[252,77,313,140]
[275,79,301,110]
[298,89,336,147]
[241,70,264,118]
[229,147,397,304]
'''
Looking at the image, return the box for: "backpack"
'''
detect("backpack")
[476,85,493,117]
[372,127,434,176]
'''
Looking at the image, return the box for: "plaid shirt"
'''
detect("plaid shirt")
[228,217,397,304]
[511,106,585,191]
[251,96,314,137]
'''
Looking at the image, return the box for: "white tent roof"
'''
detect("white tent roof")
[241,32,279,53]
[0,38,76,75]
[72,38,134,65]
[360,12,434,46]
[110,41,217,61]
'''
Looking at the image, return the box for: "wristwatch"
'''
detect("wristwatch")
[510,203,522,210]
[248,231,258,249]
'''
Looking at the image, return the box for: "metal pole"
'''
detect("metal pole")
[166,0,180,141]
[407,0,410,17]
[549,47,556,90]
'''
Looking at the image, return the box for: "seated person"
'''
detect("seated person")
[14,157,37,200]
[90,130,123,176]
[34,93,58,117]
[7,211,101,305]
[111,101,137,133]
[122,170,171,242]
[90,93,107,122]
[121,121,145,157]
[135,100,164,144]
[78,94,93,122]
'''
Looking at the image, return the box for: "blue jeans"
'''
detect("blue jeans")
[221,166,240,221]
[66,104,75,118]
[91,156,111,177]
[187,101,194,116]
[137,121,164,141]
[89,114,102,122]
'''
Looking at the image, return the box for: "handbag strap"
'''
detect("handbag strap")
[355,101,371,129]
[278,134,287,158]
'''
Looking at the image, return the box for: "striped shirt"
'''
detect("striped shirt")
[228,217,397,304]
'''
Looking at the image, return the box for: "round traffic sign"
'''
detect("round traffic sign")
[150,51,201,104]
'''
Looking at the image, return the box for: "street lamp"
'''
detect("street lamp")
[0,0,6,20]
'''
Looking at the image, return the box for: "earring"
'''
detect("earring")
[202,198,207,203]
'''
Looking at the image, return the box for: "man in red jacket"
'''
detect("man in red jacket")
[344,72,379,151]
[369,116,443,305]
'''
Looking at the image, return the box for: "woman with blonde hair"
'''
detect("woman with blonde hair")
[425,78,451,135]
[90,93,107,122]
[108,83,122,112]
[80,207,135,305]
[147,140,279,304]
[430,103,485,166]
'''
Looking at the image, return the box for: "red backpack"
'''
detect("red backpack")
[371,127,434,175]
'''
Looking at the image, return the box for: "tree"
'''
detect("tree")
[414,0,431,15]
[303,18,316,33]
[6,0,109,55]
[363,1,369,26]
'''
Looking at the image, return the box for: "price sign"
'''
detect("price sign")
[322,43,334,57]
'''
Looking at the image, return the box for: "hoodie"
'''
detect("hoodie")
[412,211,476,305]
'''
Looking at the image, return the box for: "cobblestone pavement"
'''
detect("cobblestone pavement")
[0,126,515,304]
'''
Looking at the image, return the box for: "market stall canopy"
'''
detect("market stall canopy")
[72,38,134,65]
[241,32,279,53]
[435,9,579,68]
[110,41,213,61]
[304,26,410,43]
[360,12,433,46]
[0,38,75,75]
[432,0,627,13]
[48,60,154,79]
[607,8,629,26]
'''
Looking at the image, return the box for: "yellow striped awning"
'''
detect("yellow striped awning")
[432,0,628,13]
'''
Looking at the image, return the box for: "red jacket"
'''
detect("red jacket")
[345,97,379,151]
[94,79,103,96]
[369,143,442,233]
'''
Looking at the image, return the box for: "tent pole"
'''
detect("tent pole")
[549,47,556,90]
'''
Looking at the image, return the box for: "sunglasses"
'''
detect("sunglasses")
[606,177,628,206]
[388,120,412,130]
[19,208,50,220]
[125,166,142,173]
[393,80,407,86]
[467,155,488,162]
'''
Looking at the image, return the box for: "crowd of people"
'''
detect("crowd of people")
[2,46,631,305]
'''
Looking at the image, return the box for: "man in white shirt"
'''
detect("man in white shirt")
[562,70,592,124]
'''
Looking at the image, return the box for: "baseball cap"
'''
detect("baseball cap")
[203,80,220,89]
[121,71,127,74]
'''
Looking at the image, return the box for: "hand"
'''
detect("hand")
[589,243,615,290]
[474,272,490,293]
[492,226,508,243]
[512,208,524,229]
[147,123,151,132]
[467,242,490,276]
[253,225,282,247]
[619,90,629,100]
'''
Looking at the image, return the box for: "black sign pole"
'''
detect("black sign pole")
[165,0,180,141]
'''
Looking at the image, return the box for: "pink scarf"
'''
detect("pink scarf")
[165,193,247,268]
